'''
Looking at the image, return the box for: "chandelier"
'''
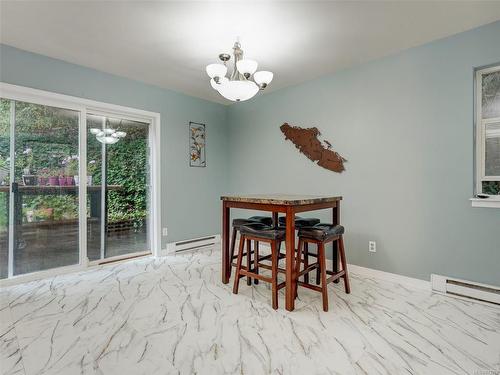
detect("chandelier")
[206,39,273,102]
[89,128,126,144]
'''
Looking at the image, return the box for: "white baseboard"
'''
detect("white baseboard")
[346,264,431,291]
[163,234,220,256]
[240,241,431,291]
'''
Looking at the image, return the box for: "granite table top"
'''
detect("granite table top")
[220,194,342,205]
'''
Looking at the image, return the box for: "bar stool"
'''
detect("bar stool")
[279,216,320,283]
[295,224,350,312]
[229,216,273,283]
[233,223,286,309]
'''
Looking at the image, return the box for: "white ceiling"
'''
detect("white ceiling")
[1,1,500,104]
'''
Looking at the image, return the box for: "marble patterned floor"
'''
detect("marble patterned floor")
[1,246,499,375]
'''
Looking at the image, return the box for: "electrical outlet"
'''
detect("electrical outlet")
[162,227,168,236]
[369,241,376,253]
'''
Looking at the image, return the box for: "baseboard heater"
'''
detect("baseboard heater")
[431,274,500,305]
[168,234,220,253]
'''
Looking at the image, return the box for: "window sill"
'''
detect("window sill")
[470,197,500,208]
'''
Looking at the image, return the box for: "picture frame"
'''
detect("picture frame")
[189,121,206,167]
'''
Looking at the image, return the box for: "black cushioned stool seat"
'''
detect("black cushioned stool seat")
[232,216,273,229]
[240,223,285,241]
[298,224,345,241]
[248,216,273,226]
[278,216,320,228]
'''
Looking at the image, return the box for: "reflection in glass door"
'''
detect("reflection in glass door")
[87,114,150,262]
[0,99,80,278]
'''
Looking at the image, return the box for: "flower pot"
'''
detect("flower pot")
[66,176,74,185]
[58,176,67,186]
[22,175,36,186]
[38,176,47,186]
[74,175,79,186]
[48,176,59,186]
[87,175,93,186]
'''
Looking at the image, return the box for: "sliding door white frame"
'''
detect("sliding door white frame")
[7,100,15,278]
[0,82,161,285]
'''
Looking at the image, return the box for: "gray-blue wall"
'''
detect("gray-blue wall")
[226,21,500,285]
[0,44,229,247]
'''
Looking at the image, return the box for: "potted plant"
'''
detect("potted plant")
[36,207,54,221]
[65,155,78,186]
[87,160,97,185]
[37,167,50,186]
[48,168,59,186]
[22,148,36,186]
[58,170,67,186]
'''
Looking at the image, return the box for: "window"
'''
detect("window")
[475,64,500,197]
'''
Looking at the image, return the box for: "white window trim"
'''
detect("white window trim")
[0,82,162,285]
[473,65,500,208]
[470,197,500,208]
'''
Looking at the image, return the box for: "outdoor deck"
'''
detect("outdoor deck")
[0,220,148,278]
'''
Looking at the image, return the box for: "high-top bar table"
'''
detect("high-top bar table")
[221,194,342,311]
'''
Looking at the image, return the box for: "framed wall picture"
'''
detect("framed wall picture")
[189,122,206,167]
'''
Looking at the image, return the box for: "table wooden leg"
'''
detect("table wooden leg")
[272,212,279,227]
[332,203,340,283]
[222,202,230,284]
[285,207,296,311]
[246,239,252,286]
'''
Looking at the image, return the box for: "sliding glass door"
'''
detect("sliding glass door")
[1,99,80,278]
[0,92,153,280]
[86,114,150,262]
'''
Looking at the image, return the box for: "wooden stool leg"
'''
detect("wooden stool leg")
[254,241,259,285]
[339,236,350,294]
[228,228,238,278]
[319,243,329,312]
[316,243,321,285]
[294,238,303,299]
[271,241,279,310]
[303,242,309,283]
[233,236,245,294]
[246,239,252,286]
[333,240,340,284]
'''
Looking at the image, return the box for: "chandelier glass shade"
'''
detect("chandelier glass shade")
[206,40,273,102]
[206,64,227,80]
[217,80,259,102]
[254,71,273,88]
